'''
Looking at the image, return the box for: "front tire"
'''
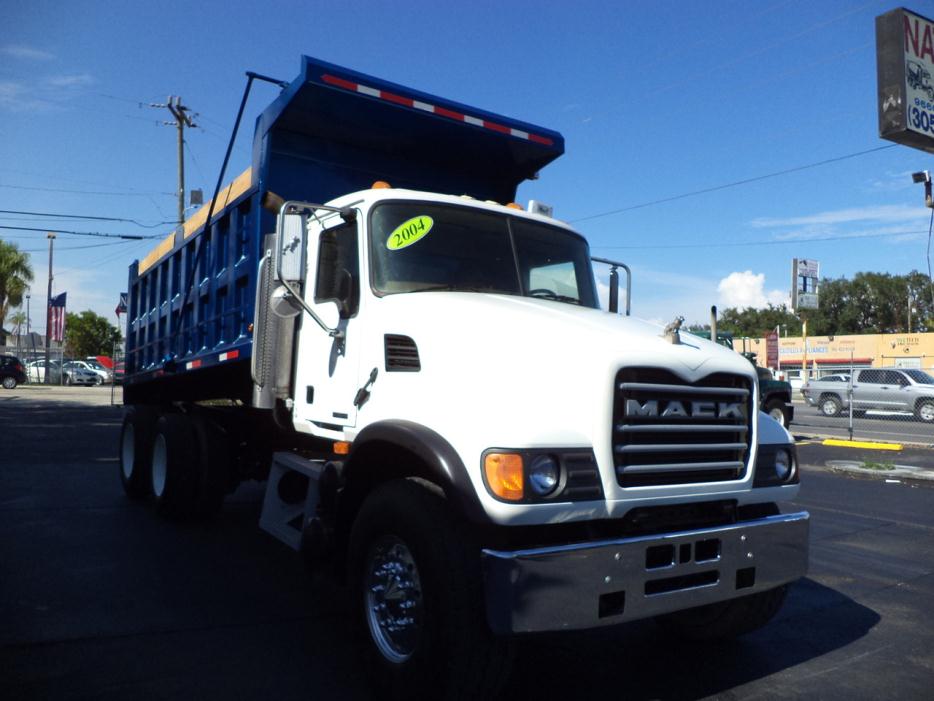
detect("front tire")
[819,395,842,417]
[763,399,787,428]
[349,478,511,701]
[655,585,788,641]
[916,400,934,423]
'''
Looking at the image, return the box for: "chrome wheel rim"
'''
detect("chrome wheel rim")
[151,434,167,498]
[920,403,934,422]
[121,424,135,480]
[821,400,837,416]
[364,535,423,663]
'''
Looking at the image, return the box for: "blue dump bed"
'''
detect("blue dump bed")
[124,56,563,402]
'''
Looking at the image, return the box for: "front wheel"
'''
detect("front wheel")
[349,479,512,701]
[916,400,934,423]
[655,585,788,641]
[819,395,842,417]
[763,399,787,428]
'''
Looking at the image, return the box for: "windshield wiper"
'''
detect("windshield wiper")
[409,284,499,293]
[528,289,581,305]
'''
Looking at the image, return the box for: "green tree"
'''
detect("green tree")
[8,310,26,348]
[64,310,121,358]
[717,303,801,338]
[0,240,34,332]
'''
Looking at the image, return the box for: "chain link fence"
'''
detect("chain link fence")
[1,342,123,388]
[795,359,934,446]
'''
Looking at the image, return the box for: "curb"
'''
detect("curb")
[821,438,902,451]
[792,431,934,450]
[822,460,934,482]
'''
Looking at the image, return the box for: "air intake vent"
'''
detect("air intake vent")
[384,334,420,372]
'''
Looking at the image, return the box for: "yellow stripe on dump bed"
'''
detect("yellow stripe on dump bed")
[138,232,175,275]
[137,167,254,275]
[184,168,254,239]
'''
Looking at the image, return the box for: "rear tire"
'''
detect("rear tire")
[150,413,200,517]
[655,585,788,641]
[819,395,842,417]
[2,376,16,389]
[119,406,157,499]
[189,413,229,517]
[348,478,512,701]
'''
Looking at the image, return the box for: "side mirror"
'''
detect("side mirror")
[273,200,354,340]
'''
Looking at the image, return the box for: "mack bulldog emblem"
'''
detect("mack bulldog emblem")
[625,398,744,419]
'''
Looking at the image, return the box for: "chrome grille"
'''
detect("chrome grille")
[613,369,752,487]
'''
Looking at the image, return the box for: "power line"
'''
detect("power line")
[592,228,931,250]
[0,208,174,228]
[17,240,138,253]
[0,182,174,197]
[570,145,899,224]
[0,225,159,240]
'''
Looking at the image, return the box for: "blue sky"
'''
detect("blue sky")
[2,0,933,333]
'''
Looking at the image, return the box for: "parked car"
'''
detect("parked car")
[802,368,934,422]
[1,355,27,389]
[69,359,112,383]
[25,359,100,386]
[61,361,102,386]
[25,359,54,383]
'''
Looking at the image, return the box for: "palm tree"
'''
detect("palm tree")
[0,240,34,334]
[8,311,26,350]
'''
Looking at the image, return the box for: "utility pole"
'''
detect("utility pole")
[152,96,198,226]
[44,233,55,383]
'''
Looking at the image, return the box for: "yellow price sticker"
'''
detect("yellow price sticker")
[387,215,434,251]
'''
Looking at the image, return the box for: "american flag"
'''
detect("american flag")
[49,292,67,343]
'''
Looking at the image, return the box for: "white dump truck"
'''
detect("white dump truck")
[119,56,808,699]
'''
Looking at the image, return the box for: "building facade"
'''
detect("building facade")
[745,332,934,383]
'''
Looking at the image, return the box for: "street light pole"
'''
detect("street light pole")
[44,233,55,383]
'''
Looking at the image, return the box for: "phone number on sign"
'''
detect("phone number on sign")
[910,106,934,136]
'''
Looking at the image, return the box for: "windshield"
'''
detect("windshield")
[369,202,598,308]
[905,369,934,384]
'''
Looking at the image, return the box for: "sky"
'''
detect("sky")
[2,0,934,334]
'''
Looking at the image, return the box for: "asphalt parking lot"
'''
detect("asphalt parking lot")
[2,389,934,699]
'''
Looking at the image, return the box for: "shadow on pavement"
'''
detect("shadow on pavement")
[503,577,879,699]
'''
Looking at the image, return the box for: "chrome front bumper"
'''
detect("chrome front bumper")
[481,511,809,635]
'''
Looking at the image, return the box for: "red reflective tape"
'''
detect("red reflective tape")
[322,73,554,146]
[433,105,464,121]
[381,90,413,107]
[483,120,511,135]
[220,350,240,362]
[322,74,358,91]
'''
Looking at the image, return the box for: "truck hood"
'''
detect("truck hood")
[364,292,756,451]
[372,291,750,382]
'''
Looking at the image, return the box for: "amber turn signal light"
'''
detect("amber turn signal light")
[484,453,524,501]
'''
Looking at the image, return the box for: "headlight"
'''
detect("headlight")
[774,449,794,481]
[528,454,560,496]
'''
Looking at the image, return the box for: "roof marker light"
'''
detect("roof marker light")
[372,181,392,189]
